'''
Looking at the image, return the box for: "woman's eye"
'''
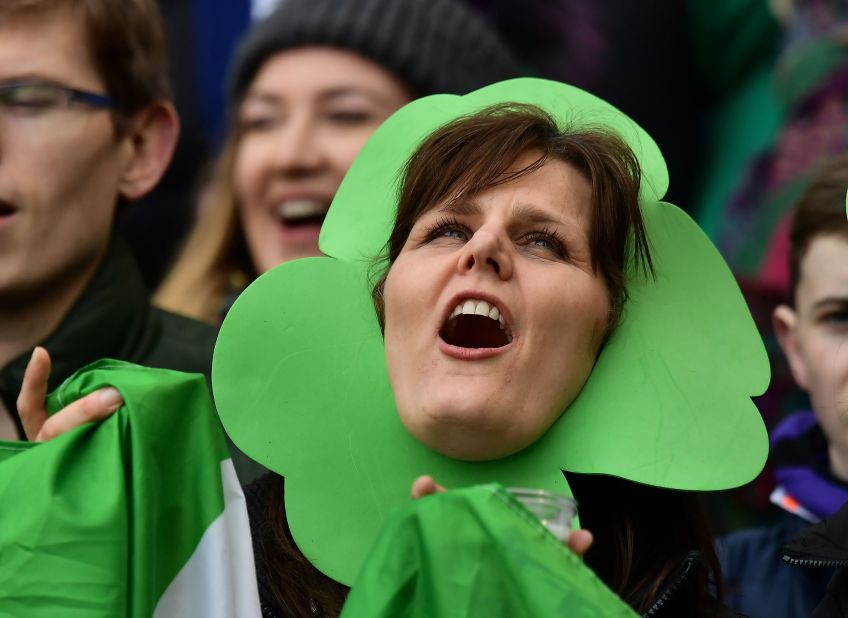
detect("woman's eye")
[327,110,373,125]
[239,115,279,133]
[422,219,469,244]
[435,226,468,241]
[522,232,566,259]
[530,237,556,250]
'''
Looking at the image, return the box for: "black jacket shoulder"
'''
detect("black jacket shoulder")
[139,307,217,381]
[784,502,848,617]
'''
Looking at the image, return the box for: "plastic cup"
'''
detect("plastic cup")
[507,487,577,542]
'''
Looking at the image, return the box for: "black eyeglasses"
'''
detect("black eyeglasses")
[0,80,115,112]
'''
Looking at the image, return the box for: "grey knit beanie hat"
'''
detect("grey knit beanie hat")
[229,0,522,103]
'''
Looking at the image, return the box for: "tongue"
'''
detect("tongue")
[441,314,509,349]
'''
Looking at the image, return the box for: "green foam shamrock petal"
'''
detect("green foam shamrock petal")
[213,78,769,585]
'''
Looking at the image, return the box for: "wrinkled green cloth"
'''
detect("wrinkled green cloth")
[341,484,637,618]
[0,360,238,617]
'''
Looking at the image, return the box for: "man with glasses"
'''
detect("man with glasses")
[0,0,216,441]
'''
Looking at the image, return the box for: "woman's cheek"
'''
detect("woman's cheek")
[232,143,263,207]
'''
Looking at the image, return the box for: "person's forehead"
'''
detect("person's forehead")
[442,158,591,219]
[246,46,406,100]
[798,233,848,300]
[0,5,102,89]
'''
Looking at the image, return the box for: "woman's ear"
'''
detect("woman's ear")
[117,101,180,201]
[773,304,809,390]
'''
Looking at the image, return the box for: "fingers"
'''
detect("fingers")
[566,529,594,556]
[35,387,123,442]
[17,347,51,441]
[17,347,123,442]
[411,475,446,499]
[409,477,593,559]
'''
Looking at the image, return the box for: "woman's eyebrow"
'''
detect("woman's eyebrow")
[510,202,565,226]
[320,86,387,105]
[434,200,567,226]
[240,92,281,107]
[435,199,481,217]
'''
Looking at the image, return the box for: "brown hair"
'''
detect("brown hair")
[789,152,848,303]
[1,0,170,134]
[261,478,348,617]
[155,135,256,322]
[371,103,653,332]
[566,472,725,615]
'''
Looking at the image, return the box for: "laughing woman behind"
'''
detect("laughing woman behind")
[155,0,520,323]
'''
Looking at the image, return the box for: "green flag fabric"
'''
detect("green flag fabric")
[0,360,261,617]
[341,484,637,618]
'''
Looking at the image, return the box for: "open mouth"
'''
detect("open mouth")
[440,299,512,349]
[0,201,16,218]
[276,198,329,228]
[0,201,17,225]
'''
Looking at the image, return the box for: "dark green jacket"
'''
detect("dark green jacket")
[0,240,217,439]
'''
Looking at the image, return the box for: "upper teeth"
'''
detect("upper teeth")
[450,299,505,328]
[276,199,328,221]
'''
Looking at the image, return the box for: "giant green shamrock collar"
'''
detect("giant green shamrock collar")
[212,78,769,585]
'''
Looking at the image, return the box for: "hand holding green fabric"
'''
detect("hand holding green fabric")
[0,360,258,617]
[341,484,638,618]
[15,346,123,442]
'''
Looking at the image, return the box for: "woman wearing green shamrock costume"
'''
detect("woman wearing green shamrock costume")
[214,78,770,617]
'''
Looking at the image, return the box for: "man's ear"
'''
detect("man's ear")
[773,304,809,390]
[117,101,180,201]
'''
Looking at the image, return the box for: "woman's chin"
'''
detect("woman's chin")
[401,414,533,462]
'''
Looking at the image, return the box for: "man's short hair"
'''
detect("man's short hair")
[1,0,170,133]
[789,152,848,302]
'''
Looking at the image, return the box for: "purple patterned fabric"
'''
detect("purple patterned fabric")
[771,410,820,447]
[772,411,848,520]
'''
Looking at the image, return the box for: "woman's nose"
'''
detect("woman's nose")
[270,114,325,176]
[457,228,513,280]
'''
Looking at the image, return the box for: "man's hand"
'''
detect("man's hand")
[17,347,123,442]
[411,474,594,556]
